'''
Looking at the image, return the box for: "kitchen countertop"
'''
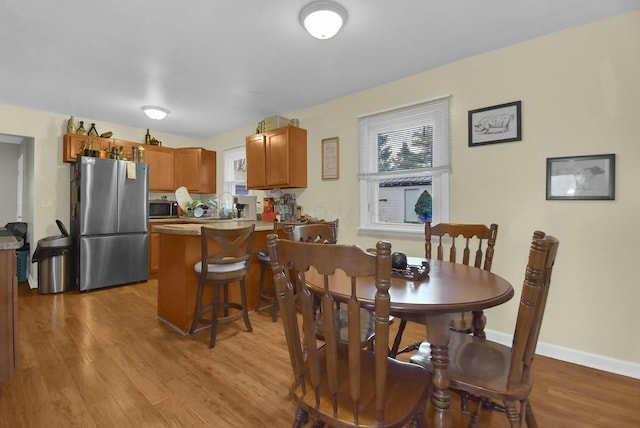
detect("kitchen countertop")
[0,228,23,250]
[154,220,275,235]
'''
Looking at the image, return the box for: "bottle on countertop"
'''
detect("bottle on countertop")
[66,116,76,134]
[145,129,151,145]
[88,123,98,137]
[77,121,87,135]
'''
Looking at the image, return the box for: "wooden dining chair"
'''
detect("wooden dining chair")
[189,224,255,348]
[390,222,498,357]
[410,231,560,427]
[266,235,431,428]
[285,221,378,348]
[255,220,339,321]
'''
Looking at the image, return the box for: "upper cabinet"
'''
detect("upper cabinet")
[63,134,216,193]
[63,133,111,162]
[246,125,307,190]
[174,148,217,194]
[145,145,175,192]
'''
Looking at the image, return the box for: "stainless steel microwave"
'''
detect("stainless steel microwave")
[149,200,179,218]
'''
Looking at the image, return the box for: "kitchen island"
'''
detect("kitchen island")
[1,228,22,383]
[154,221,276,334]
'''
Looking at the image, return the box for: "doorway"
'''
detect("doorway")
[0,133,35,287]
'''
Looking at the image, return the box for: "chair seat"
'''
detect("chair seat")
[194,260,247,274]
[296,343,431,427]
[409,332,533,401]
[256,250,270,262]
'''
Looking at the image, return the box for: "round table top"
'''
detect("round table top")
[305,257,514,315]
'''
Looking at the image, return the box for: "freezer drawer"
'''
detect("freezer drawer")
[79,234,149,291]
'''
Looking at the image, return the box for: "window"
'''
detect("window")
[358,96,450,237]
[223,145,249,196]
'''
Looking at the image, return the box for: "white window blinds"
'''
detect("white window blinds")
[358,96,451,179]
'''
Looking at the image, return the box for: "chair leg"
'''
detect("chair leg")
[524,399,537,428]
[255,262,267,313]
[240,279,253,333]
[469,399,483,428]
[209,283,220,349]
[390,318,408,358]
[189,278,205,333]
[255,262,278,322]
[503,400,520,428]
[293,408,308,428]
[223,283,230,317]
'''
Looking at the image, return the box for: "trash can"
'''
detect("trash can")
[32,235,72,294]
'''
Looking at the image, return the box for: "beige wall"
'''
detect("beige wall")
[206,11,640,368]
[0,106,201,258]
[0,11,637,371]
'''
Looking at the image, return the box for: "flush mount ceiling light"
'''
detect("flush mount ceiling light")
[299,1,347,40]
[141,106,170,120]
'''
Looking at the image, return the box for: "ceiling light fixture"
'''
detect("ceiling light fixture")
[299,1,347,40]
[141,106,170,120]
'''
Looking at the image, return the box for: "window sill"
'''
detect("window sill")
[358,225,425,239]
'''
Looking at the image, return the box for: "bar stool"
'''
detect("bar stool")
[190,224,255,348]
[255,250,278,321]
[254,222,290,321]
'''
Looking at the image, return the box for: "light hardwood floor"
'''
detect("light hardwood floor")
[1,280,639,427]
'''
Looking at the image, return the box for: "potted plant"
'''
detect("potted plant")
[414,189,432,223]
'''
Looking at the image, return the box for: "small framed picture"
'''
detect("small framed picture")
[322,137,339,180]
[469,101,522,146]
[546,154,615,200]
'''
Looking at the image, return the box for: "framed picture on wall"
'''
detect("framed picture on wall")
[546,154,615,200]
[322,137,339,180]
[468,101,522,146]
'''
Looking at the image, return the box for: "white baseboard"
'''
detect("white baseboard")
[485,329,640,380]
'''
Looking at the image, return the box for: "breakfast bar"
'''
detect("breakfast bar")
[154,221,274,333]
[1,228,22,383]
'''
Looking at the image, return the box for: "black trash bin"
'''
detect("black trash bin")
[32,221,72,294]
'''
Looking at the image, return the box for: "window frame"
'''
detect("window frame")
[358,96,450,238]
[223,145,249,196]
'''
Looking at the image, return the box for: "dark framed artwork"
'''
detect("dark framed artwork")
[546,154,615,200]
[468,101,522,146]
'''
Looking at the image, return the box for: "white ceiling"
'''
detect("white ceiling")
[1,1,638,139]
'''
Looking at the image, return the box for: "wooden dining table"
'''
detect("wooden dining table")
[304,256,514,428]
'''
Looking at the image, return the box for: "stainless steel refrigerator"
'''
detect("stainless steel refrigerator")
[70,157,149,291]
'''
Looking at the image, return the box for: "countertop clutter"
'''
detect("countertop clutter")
[153,221,275,235]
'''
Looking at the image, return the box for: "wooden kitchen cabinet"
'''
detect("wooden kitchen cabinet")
[149,222,165,276]
[63,134,216,193]
[246,125,307,189]
[145,145,175,192]
[174,148,217,193]
[63,133,112,162]
[0,248,18,383]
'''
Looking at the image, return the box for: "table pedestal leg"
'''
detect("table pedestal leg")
[426,314,451,428]
[472,309,486,338]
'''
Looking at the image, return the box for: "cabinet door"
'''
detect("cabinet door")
[145,146,175,191]
[174,149,201,191]
[149,224,161,274]
[246,134,267,189]
[174,148,217,193]
[265,129,290,187]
